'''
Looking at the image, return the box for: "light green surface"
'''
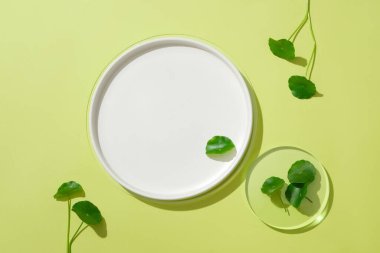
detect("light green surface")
[1,0,379,252]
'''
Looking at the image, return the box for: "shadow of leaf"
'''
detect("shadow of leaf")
[287,57,307,67]
[270,188,290,215]
[313,91,324,97]
[297,170,321,216]
[90,217,107,238]
[207,148,237,162]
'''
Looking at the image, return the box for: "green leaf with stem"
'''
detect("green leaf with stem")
[206,136,235,155]
[287,160,316,184]
[54,181,85,201]
[268,38,295,61]
[288,75,316,99]
[281,0,319,98]
[285,183,308,208]
[67,201,102,252]
[55,182,103,253]
[53,181,85,253]
[289,0,318,82]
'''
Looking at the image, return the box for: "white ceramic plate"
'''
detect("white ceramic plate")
[89,37,253,200]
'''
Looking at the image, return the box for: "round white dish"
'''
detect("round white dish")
[89,37,253,200]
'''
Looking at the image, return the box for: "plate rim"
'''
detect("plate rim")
[88,35,254,200]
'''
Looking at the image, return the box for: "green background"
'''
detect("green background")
[1,0,379,252]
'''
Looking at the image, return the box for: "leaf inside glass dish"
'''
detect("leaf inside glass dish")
[288,159,316,184]
[285,183,308,208]
[261,176,285,195]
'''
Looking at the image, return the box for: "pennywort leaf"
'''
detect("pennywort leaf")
[54,181,85,201]
[72,201,102,225]
[268,38,296,61]
[288,160,316,184]
[285,183,307,208]
[261,177,285,196]
[288,75,316,99]
[269,0,320,99]
[206,136,235,155]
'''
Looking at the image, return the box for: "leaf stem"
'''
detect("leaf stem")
[71,222,84,241]
[288,0,310,42]
[67,200,71,253]
[306,0,317,80]
[70,225,89,246]
[278,193,290,216]
[305,196,313,203]
[308,0,317,45]
[306,45,316,78]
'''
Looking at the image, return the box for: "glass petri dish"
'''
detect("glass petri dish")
[245,146,332,231]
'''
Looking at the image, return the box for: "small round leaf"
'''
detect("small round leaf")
[288,75,316,99]
[285,183,307,208]
[54,181,85,201]
[261,176,285,196]
[287,160,316,184]
[268,38,296,61]
[206,136,235,155]
[72,201,102,225]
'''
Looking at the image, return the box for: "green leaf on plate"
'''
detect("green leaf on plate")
[288,160,316,184]
[72,201,103,225]
[285,183,307,208]
[268,38,296,61]
[206,136,235,155]
[288,75,316,99]
[261,176,285,196]
[54,181,85,201]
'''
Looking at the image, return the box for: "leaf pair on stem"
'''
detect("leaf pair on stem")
[269,0,318,99]
[261,160,316,215]
[54,181,103,253]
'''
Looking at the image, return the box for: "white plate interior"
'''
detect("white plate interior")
[89,37,253,200]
